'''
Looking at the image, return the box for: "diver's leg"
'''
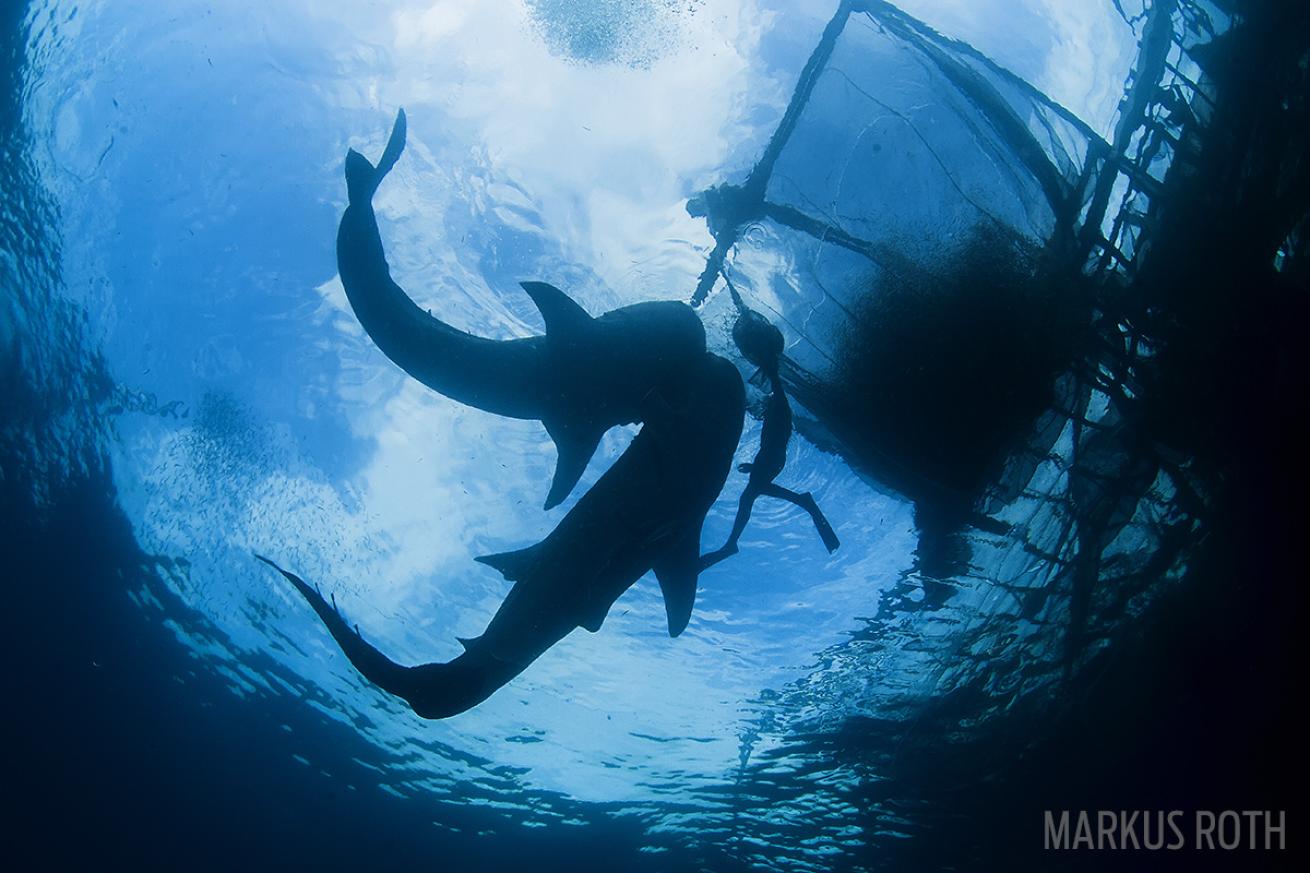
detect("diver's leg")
[698,546,735,572]
[725,484,763,548]
[700,486,762,570]
[758,483,841,552]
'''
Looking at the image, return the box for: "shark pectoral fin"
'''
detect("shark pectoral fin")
[519,282,593,340]
[541,418,605,510]
[653,530,702,638]
[474,542,545,581]
[519,281,601,509]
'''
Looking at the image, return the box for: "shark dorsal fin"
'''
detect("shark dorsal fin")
[541,417,605,510]
[653,526,702,637]
[520,282,592,340]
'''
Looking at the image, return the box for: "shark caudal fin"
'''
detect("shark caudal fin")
[345,108,408,205]
[518,281,608,511]
[254,554,413,691]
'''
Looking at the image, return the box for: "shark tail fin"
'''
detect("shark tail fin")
[345,108,408,205]
[475,542,546,582]
[255,554,426,709]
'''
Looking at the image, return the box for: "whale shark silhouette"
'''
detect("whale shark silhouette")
[259,351,744,718]
[338,109,710,509]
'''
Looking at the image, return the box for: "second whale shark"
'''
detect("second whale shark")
[259,350,745,718]
[338,110,709,509]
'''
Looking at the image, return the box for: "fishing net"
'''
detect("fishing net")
[681,2,1308,866]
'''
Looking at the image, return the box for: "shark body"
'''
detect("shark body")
[337,110,708,509]
[260,350,744,718]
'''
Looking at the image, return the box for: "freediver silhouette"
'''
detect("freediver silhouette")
[337,109,711,510]
[259,351,743,719]
[700,307,840,570]
[258,110,747,719]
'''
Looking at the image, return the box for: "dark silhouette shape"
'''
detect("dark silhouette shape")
[259,352,744,718]
[338,110,710,509]
[700,310,839,570]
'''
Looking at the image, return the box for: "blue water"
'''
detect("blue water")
[3,1,1301,871]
